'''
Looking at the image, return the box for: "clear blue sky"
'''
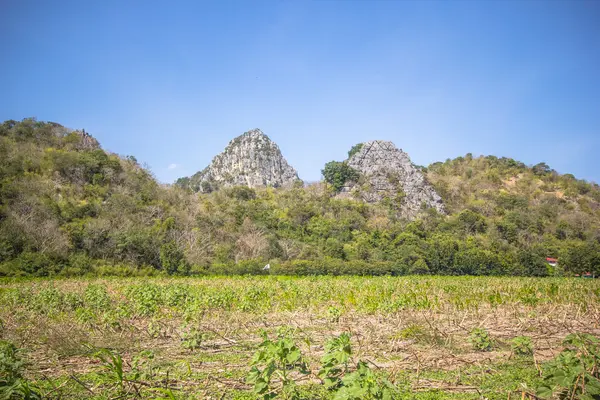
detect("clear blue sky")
[1,0,599,184]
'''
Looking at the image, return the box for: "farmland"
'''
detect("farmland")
[1,276,600,399]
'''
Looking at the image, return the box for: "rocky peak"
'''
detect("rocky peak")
[75,129,100,150]
[342,140,445,219]
[181,129,301,192]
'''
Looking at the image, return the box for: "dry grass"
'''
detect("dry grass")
[1,276,599,398]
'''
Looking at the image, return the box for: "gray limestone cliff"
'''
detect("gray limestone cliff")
[180,129,301,192]
[340,140,445,219]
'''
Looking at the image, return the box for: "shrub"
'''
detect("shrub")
[228,186,257,201]
[333,361,396,399]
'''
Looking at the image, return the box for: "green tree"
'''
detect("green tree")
[518,251,549,277]
[457,210,487,235]
[347,143,364,158]
[322,161,360,193]
[159,241,190,275]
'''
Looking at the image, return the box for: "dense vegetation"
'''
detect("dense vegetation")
[1,119,599,277]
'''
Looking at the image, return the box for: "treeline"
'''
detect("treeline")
[0,119,599,277]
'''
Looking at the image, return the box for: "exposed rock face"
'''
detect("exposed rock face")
[75,130,100,150]
[184,129,301,192]
[48,123,100,150]
[342,140,445,219]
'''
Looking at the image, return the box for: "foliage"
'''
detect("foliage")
[246,330,309,399]
[94,348,125,392]
[0,340,41,399]
[317,333,397,399]
[347,143,364,159]
[322,161,360,193]
[333,361,396,400]
[511,336,534,356]
[537,333,600,399]
[160,241,190,275]
[246,331,396,399]
[181,327,207,351]
[327,306,342,323]
[1,276,600,398]
[1,119,600,278]
[319,333,353,389]
[469,328,493,352]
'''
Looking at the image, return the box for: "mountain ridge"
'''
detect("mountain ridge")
[1,118,599,277]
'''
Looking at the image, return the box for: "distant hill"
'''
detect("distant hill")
[1,118,598,277]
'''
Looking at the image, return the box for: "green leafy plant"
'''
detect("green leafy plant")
[94,348,125,392]
[537,333,600,399]
[131,350,157,381]
[147,319,163,339]
[246,330,309,399]
[318,333,397,399]
[181,327,207,351]
[469,327,493,352]
[84,284,111,309]
[0,340,41,399]
[511,336,534,356]
[333,361,396,400]
[148,387,179,400]
[319,333,353,388]
[327,306,342,323]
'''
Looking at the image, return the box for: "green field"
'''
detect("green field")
[1,276,599,399]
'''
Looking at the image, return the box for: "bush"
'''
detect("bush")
[207,259,270,275]
[227,186,256,201]
[454,248,502,276]
[271,259,404,276]
[457,210,487,234]
[5,252,60,276]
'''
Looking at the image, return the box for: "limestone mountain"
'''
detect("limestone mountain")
[338,140,445,219]
[178,129,301,192]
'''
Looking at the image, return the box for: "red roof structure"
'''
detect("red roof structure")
[546,257,558,263]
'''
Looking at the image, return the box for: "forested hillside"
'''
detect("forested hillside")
[1,119,598,277]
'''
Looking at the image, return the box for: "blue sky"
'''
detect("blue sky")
[1,0,599,183]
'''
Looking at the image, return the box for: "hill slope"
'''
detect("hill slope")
[336,140,445,219]
[1,119,598,277]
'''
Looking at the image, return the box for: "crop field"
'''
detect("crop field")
[1,276,599,399]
